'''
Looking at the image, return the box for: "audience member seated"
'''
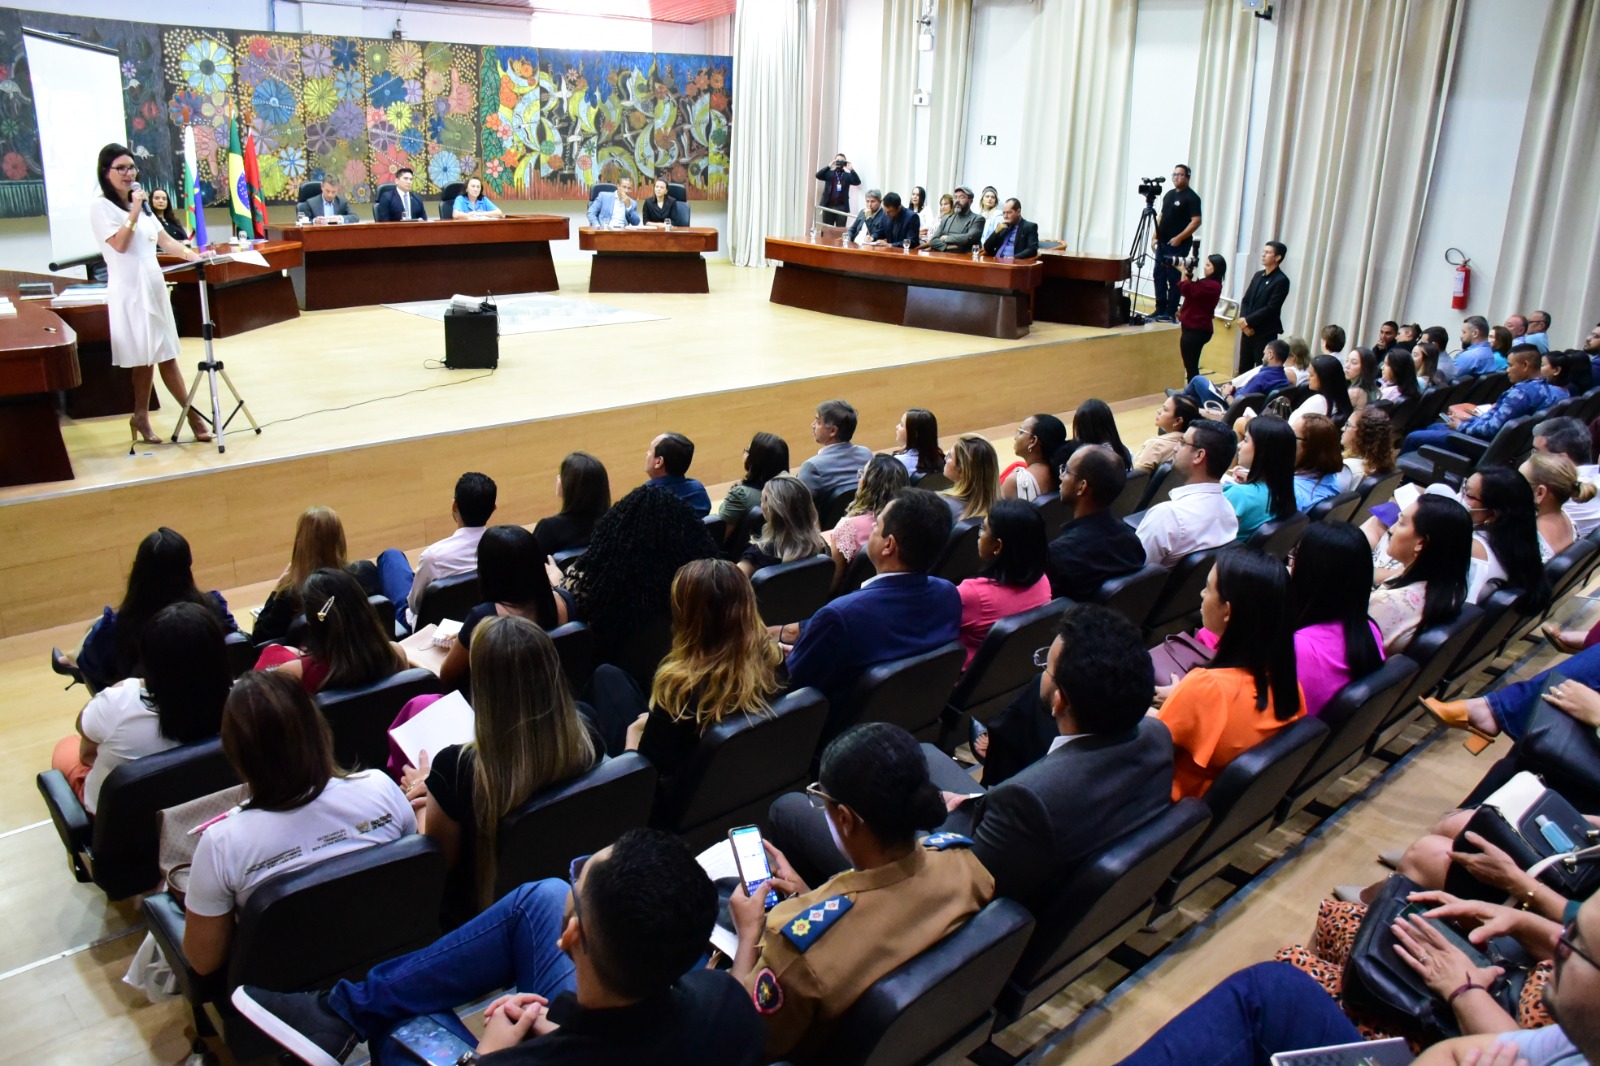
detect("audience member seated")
[1178,337,1291,410]
[1344,347,1380,410]
[253,506,382,646]
[772,488,960,711]
[1285,334,1313,386]
[890,407,946,480]
[1522,453,1590,560]
[451,176,503,219]
[232,829,765,1065]
[955,500,1052,667]
[1134,395,1199,472]
[1491,323,1516,369]
[1463,466,1547,606]
[981,197,1039,259]
[740,474,827,577]
[1371,319,1400,360]
[1395,322,1421,352]
[562,486,720,667]
[1532,415,1600,537]
[435,525,564,692]
[1287,355,1354,433]
[1292,414,1345,511]
[926,185,983,251]
[1429,636,1600,746]
[50,603,230,811]
[403,616,597,926]
[1414,339,1452,388]
[1222,415,1297,541]
[1000,414,1067,500]
[1046,444,1146,599]
[181,671,414,977]
[1367,495,1472,654]
[586,175,640,228]
[1522,309,1552,354]
[595,559,782,785]
[1453,315,1502,375]
[847,188,886,243]
[640,176,678,225]
[643,431,711,517]
[718,432,788,532]
[377,472,497,631]
[373,166,427,221]
[65,527,239,693]
[797,399,874,497]
[1401,345,1563,455]
[1155,549,1305,800]
[298,178,357,224]
[1379,348,1422,403]
[533,452,610,558]
[1289,524,1385,717]
[942,434,1000,521]
[929,603,1174,912]
[1338,405,1396,491]
[976,186,1001,238]
[254,569,409,694]
[1135,419,1240,568]
[826,455,910,584]
[1545,348,1594,394]
[747,723,994,1060]
[1073,398,1134,468]
[870,191,920,248]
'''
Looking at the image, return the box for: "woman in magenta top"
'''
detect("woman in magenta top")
[1289,522,1385,716]
[956,500,1053,667]
[1176,253,1226,381]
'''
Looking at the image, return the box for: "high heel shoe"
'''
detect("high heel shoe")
[1541,622,1588,655]
[183,411,214,444]
[1421,697,1497,754]
[129,417,161,453]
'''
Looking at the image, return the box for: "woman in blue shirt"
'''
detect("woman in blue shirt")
[1223,415,1296,540]
[1292,414,1345,511]
[453,177,503,220]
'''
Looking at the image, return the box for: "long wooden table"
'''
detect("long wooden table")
[0,271,80,486]
[577,226,718,293]
[267,216,570,310]
[763,236,1044,339]
[1035,249,1132,328]
[159,240,303,337]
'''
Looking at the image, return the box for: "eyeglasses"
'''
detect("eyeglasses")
[1557,920,1597,972]
[1031,646,1051,668]
[110,164,139,174]
[567,854,591,948]
[804,782,839,809]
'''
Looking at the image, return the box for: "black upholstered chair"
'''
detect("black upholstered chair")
[551,545,587,573]
[1368,604,1485,753]
[1278,655,1419,819]
[666,181,690,226]
[825,641,966,745]
[945,598,1065,732]
[1092,564,1169,631]
[930,518,984,584]
[548,620,595,691]
[1110,468,1151,519]
[1354,471,1403,519]
[223,630,257,678]
[437,181,466,219]
[833,551,876,599]
[315,667,441,772]
[1143,546,1224,642]
[1243,511,1308,560]
[1032,493,1069,539]
[296,180,321,206]
[607,613,674,691]
[723,505,766,562]
[1307,489,1362,524]
[414,571,482,630]
[751,555,834,625]
[702,512,728,546]
[492,753,657,895]
[372,182,395,220]
[37,738,239,900]
[1438,586,1527,699]
[816,485,858,530]
[587,181,617,201]
[1397,412,1544,489]
[1136,461,1177,512]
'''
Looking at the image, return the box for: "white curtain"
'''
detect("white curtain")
[924,0,973,203]
[1250,0,1462,341]
[729,0,808,266]
[705,14,735,56]
[1013,0,1137,249]
[1187,0,1258,294]
[876,0,920,197]
[1489,0,1600,344]
[805,0,846,194]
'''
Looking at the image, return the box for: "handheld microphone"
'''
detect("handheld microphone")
[130,180,152,215]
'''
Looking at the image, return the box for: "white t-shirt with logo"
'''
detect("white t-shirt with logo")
[80,677,182,815]
[185,770,415,917]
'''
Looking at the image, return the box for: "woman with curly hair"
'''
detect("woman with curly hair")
[828,454,910,585]
[1338,405,1396,491]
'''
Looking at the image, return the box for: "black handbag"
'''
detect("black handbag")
[1341,874,1528,1041]
[1446,772,1600,901]
[1518,690,1600,806]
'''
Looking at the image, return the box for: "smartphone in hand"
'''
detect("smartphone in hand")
[730,825,781,910]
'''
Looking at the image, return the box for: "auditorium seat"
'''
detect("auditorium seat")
[1031,492,1069,539]
[816,484,857,530]
[751,554,834,625]
[911,470,953,492]
[723,505,765,562]
[146,835,446,1061]
[1307,489,1362,524]
[1509,538,1600,646]
[1136,461,1176,512]
[650,687,829,850]
[1368,605,1485,754]
[606,613,674,691]
[1143,546,1223,642]
[824,641,966,746]
[372,182,395,221]
[267,595,393,651]
[492,753,656,896]
[1277,655,1419,820]
[1354,470,1403,519]
[1093,565,1169,631]
[1398,411,1543,489]
[437,181,465,219]
[944,598,1066,737]
[1243,511,1308,560]
[702,513,727,546]
[548,620,595,691]
[223,630,256,678]
[1462,370,1509,406]
[587,182,616,202]
[1401,383,1465,437]
[833,551,875,599]
[414,571,481,630]
[315,668,441,772]
[295,181,320,206]
[551,546,587,573]
[795,898,1035,1066]
[930,518,983,584]
[37,737,239,901]
[1437,585,1527,699]
[667,182,690,226]
[1110,468,1151,519]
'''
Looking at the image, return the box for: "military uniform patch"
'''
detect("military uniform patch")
[780,894,853,951]
[922,831,974,850]
[753,966,784,1013]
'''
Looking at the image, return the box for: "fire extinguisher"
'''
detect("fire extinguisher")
[1446,247,1471,311]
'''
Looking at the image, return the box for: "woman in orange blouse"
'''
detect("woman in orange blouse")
[1157,548,1305,800]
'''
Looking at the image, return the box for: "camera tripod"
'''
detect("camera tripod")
[169,257,261,454]
[1125,194,1159,326]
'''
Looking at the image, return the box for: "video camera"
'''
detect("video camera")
[1137,176,1165,203]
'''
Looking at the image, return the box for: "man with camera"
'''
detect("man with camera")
[1150,165,1202,323]
[816,153,860,224]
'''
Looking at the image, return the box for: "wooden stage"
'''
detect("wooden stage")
[0,260,1180,637]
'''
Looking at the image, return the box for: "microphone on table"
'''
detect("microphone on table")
[130,180,152,215]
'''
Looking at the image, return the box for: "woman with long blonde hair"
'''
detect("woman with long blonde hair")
[1521,452,1594,560]
[741,474,827,576]
[253,506,380,645]
[943,434,1000,521]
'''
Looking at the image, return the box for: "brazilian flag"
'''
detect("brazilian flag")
[226,118,251,239]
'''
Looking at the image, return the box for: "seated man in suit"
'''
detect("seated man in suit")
[1047,444,1146,600]
[869,191,920,248]
[771,487,961,723]
[375,471,496,631]
[1134,419,1239,568]
[797,399,875,497]
[299,178,357,224]
[926,186,985,251]
[587,176,641,229]
[643,431,711,516]
[374,167,427,222]
[924,603,1174,912]
[981,197,1040,259]
[846,188,887,244]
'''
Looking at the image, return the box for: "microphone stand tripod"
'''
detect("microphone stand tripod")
[169,255,261,453]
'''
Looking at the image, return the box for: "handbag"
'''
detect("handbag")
[1341,874,1528,1041]
[1517,686,1600,806]
[1446,771,1600,900]
[1148,632,1214,687]
[1265,395,1295,420]
[157,783,249,902]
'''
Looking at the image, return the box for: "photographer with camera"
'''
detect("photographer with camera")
[816,153,861,222]
[1176,253,1227,380]
[1150,165,1202,323]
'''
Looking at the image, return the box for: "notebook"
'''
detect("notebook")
[1270,1037,1411,1065]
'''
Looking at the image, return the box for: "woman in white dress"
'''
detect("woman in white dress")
[91,143,209,448]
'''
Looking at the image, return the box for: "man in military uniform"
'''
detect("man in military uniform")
[725,723,994,1062]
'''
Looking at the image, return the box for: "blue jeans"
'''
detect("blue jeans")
[375,548,416,630]
[1400,423,1488,456]
[1183,375,1228,408]
[1153,243,1185,317]
[1116,962,1361,1066]
[1485,642,1600,740]
[327,879,577,1057]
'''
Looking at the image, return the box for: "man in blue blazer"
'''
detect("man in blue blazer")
[374,167,427,222]
[587,176,641,228]
[776,487,961,723]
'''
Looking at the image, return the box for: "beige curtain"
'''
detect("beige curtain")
[1250,0,1462,340]
[1187,0,1258,293]
[705,14,735,56]
[805,0,846,197]
[729,0,808,266]
[1489,0,1600,343]
[924,0,973,202]
[1014,0,1137,250]
[876,0,920,196]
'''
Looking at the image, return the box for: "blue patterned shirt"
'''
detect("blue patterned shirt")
[1459,379,1567,439]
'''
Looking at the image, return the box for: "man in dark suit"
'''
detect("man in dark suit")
[925,603,1174,911]
[1047,444,1146,600]
[1236,240,1290,372]
[982,198,1040,259]
[375,166,427,222]
[299,178,357,224]
[815,153,860,221]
